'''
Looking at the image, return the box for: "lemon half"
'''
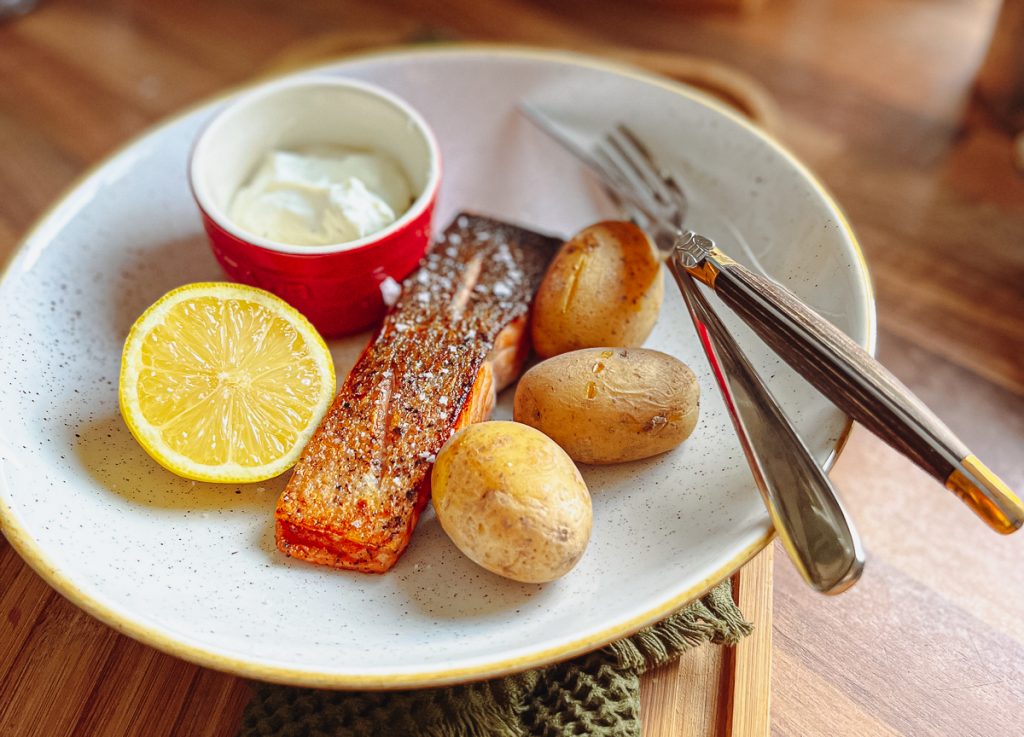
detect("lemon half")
[119,282,335,483]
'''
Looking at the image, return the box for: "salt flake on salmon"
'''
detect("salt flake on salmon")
[275,214,561,572]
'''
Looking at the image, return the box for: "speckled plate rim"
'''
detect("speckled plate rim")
[0,44,876,690]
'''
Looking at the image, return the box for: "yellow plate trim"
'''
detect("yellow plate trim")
[0,43,874,690]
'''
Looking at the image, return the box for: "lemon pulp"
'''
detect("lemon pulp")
[119,283,335,482]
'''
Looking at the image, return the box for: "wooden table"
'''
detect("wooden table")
[1,2,1021,735]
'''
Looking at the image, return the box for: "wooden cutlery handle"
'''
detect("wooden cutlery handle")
[708,255,1023,534]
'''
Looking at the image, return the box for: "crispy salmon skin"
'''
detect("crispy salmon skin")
[275,214,560,572]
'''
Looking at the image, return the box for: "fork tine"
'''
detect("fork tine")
[595,147,679,254]
[583,146,663,225]
[614,123,654,159]
[662,173,690,223]
[602,132,668,208]
[597,139,664,212]
[595,143,666,225]
[587,146,631,195]
[608,123,690,229]
[612,125,682,211]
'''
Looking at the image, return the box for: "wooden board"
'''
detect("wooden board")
[640,546,774,737]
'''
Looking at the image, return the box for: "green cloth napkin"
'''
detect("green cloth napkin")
[238,579,750,737]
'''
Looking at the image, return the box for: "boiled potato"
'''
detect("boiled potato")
[514,348,699,465]
[431,421,592,583]
[532,221,664,358]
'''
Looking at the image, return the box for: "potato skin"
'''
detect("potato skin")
[514,348,699,465]
[431,421,592,583]
[532,221,664,359]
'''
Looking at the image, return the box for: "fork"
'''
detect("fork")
[521,103,1023,542]
[521,107,865,593]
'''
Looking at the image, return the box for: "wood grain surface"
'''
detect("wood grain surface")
[1,1,1022,736]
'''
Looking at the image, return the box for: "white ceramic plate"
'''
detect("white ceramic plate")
[0,47,873,688]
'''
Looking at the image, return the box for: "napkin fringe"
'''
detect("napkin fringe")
[237,579,750,737]
[607,580,752,674]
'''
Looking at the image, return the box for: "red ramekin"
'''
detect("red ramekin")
[189,76,442,336]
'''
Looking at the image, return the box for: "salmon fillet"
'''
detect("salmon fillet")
[275,214,561,572]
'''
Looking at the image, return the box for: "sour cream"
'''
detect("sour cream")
[229,146,413,246]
